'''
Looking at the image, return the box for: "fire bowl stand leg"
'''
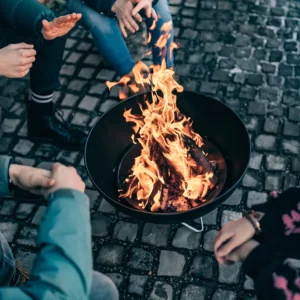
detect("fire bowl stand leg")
[181,217,204,233]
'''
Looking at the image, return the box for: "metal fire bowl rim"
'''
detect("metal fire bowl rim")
[84,91,251,218]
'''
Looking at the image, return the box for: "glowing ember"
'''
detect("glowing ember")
[106,22,218,212]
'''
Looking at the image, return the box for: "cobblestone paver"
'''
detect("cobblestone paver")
[1,0,300,299]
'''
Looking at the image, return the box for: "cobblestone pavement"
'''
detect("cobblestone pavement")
[0,0,300,299]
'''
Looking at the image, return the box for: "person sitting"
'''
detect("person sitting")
[0,157,118,299]
[214,188,300,300]
[67,0,173,77]
[0,0,86,149]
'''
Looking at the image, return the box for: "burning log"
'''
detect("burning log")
[160,187,169,210]
[183,135,218,187]
[168,196,191,212]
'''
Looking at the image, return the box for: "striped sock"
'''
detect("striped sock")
[30,90,53,104]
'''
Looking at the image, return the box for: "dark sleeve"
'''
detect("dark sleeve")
[244,245,300,300]
[253,188,300,241]
[0,156,12,197]
[0,0,56,38]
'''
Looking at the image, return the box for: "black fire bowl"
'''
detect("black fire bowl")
[85,91,251,224]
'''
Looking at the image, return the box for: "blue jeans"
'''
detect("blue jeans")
[0,232,118,299]
[67,0,174,76]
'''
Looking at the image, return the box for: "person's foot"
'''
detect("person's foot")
[26,100,87,150]
[10,261,30,286]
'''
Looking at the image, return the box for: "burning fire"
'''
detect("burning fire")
[106,21,218,212]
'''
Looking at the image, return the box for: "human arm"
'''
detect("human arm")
[243,245,300,300]
[0,0,81,41]
[0,163,92,299]
[222,239,300,300]
[214,188,300,264]
[0,0,57,37]
[0,156,54,196]
[0,43,36,78]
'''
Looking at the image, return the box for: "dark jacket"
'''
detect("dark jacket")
[243,188,300,300]
[0,0,56,38]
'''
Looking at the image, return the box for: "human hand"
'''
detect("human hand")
[0,43,36,78]
[42,13,82,40]
[223,240,259,264]
[214,217,256,264]
[44,163,85,198]
[112,0,142,38]
[9,164,55,196]
[132,0,157,20]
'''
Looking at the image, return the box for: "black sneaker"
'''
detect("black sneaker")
[10,261,30,287]
[26,100,87,150]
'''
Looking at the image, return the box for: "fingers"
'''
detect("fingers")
[19,49,36,58]
[126,16,139,31]
[226,249,239,262]
[132,1,145,16]
[42,20,51,31]
[214,230,233,264]
[151,8,158,21]
[217,236,240,258]
[123,17,137,33]
[54,15,71,26]
[53,13,81,27]
[48,178,56,187]
[30,170,56,189]
[134,12,143,22]
[71,13,82,22]
[18,69,30,78]
[145,6,152,18]
[51,162,62,173]
[214,229,233,254]
[118,19,128,38]
[66,13,81,23]
[19,63,33,72]
[9,43,34,50]
[21,55,36,65]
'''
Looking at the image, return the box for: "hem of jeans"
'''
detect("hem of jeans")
[115,60,135,77]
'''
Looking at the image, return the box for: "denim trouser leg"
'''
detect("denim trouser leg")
[147,0,174,68]
[68,0,174,75]
[0,232,15,286]
[89,271,119,300]
[68,0,135,76]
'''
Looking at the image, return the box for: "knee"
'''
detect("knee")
[90,271,119,300]
[67,0,94,30]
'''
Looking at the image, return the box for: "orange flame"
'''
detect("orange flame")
[106,22,215,212]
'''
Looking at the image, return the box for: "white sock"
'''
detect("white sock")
[30,90,53,104]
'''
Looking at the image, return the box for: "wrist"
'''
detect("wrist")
[8,164,20,184]
[8,159,22,194]
[244,211,262,235]
[248,240,260,252]
[0,61,3,76]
